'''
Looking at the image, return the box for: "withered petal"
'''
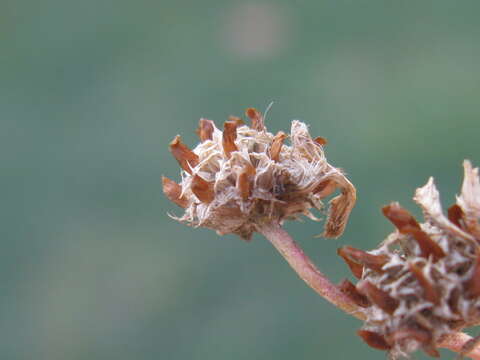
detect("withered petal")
[458,161,480,238]
[382,202,420,233]
[338,246,389,273]
[314,136,328,146]
[339,279,371,308]
[323,177,357,238]
[222,121,238,158]
[191,175,215,203]
[236,170,251,201]
[228,115,245,126]
[409,263,440,304]
[243,162,256,176]
[337,247,364,279]
[196,118,215,142]
[162,176,188,208]
[403,226,445,262]
[448,204,465,229]
[447,287,461,315]
[357,280,399,315]
[245,107,264,131]
[414,177,475,243]
[313,180,337,198]
[269,131,287,162]
[390,328,429,344]
[169,135,199,174]
[357,330,391,351]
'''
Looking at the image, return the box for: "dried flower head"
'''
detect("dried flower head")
[338,161,480,358]
[163,108,356,240]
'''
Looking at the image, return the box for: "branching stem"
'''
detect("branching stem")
[258,222,480,359]
[258,221,365,320]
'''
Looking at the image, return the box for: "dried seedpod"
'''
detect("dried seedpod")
[163,107,356,240]
[338,161,480,358]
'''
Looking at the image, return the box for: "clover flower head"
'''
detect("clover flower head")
[338,161,480,358]
[163,108,356,240]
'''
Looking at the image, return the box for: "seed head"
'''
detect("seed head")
[338,161,480,358]
[163,108,356,240]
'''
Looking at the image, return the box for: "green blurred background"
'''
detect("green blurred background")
[2,0,480,359]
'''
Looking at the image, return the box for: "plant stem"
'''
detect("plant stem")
[258,221,365,320]
[438,332,480,360]
[257,222,480,358]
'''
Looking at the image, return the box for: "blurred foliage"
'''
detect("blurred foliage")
[2,0,480,359]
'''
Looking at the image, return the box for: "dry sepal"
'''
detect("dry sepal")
[163,108,356,240]
[338,161,480,358]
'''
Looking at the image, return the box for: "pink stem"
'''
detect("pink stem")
[258,222,480,358]
[258,221,365,320]
[438,332,480,360]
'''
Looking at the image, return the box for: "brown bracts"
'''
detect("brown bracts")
[245,107,264,131]
[222,121,238,158]
[338,246,389,273]
[403,226,445,262]
[164,108,480,359]
[408,262,440,305]
[357,330,391,351]
[313,180,337,198]
[269,131,287,162]
[169,136,199,174]
[337,247,364,279]
[228,115,245,126]
[448,204,465,229]
[340,161,480,359]
[357,281,399,315]
[196,118,215,142]
[382,202,420,232]
[383,203,445,261]
[163,107,356,240]
[162,176,188,208]
[236,165,255,201]
[457,160,480,241]
[191,175,214,204]
[314,136,328,146]
[339,279,370,308]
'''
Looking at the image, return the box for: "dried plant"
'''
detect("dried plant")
[163,107,480,359]
[339,160,480,358]
[163,108,355,240]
